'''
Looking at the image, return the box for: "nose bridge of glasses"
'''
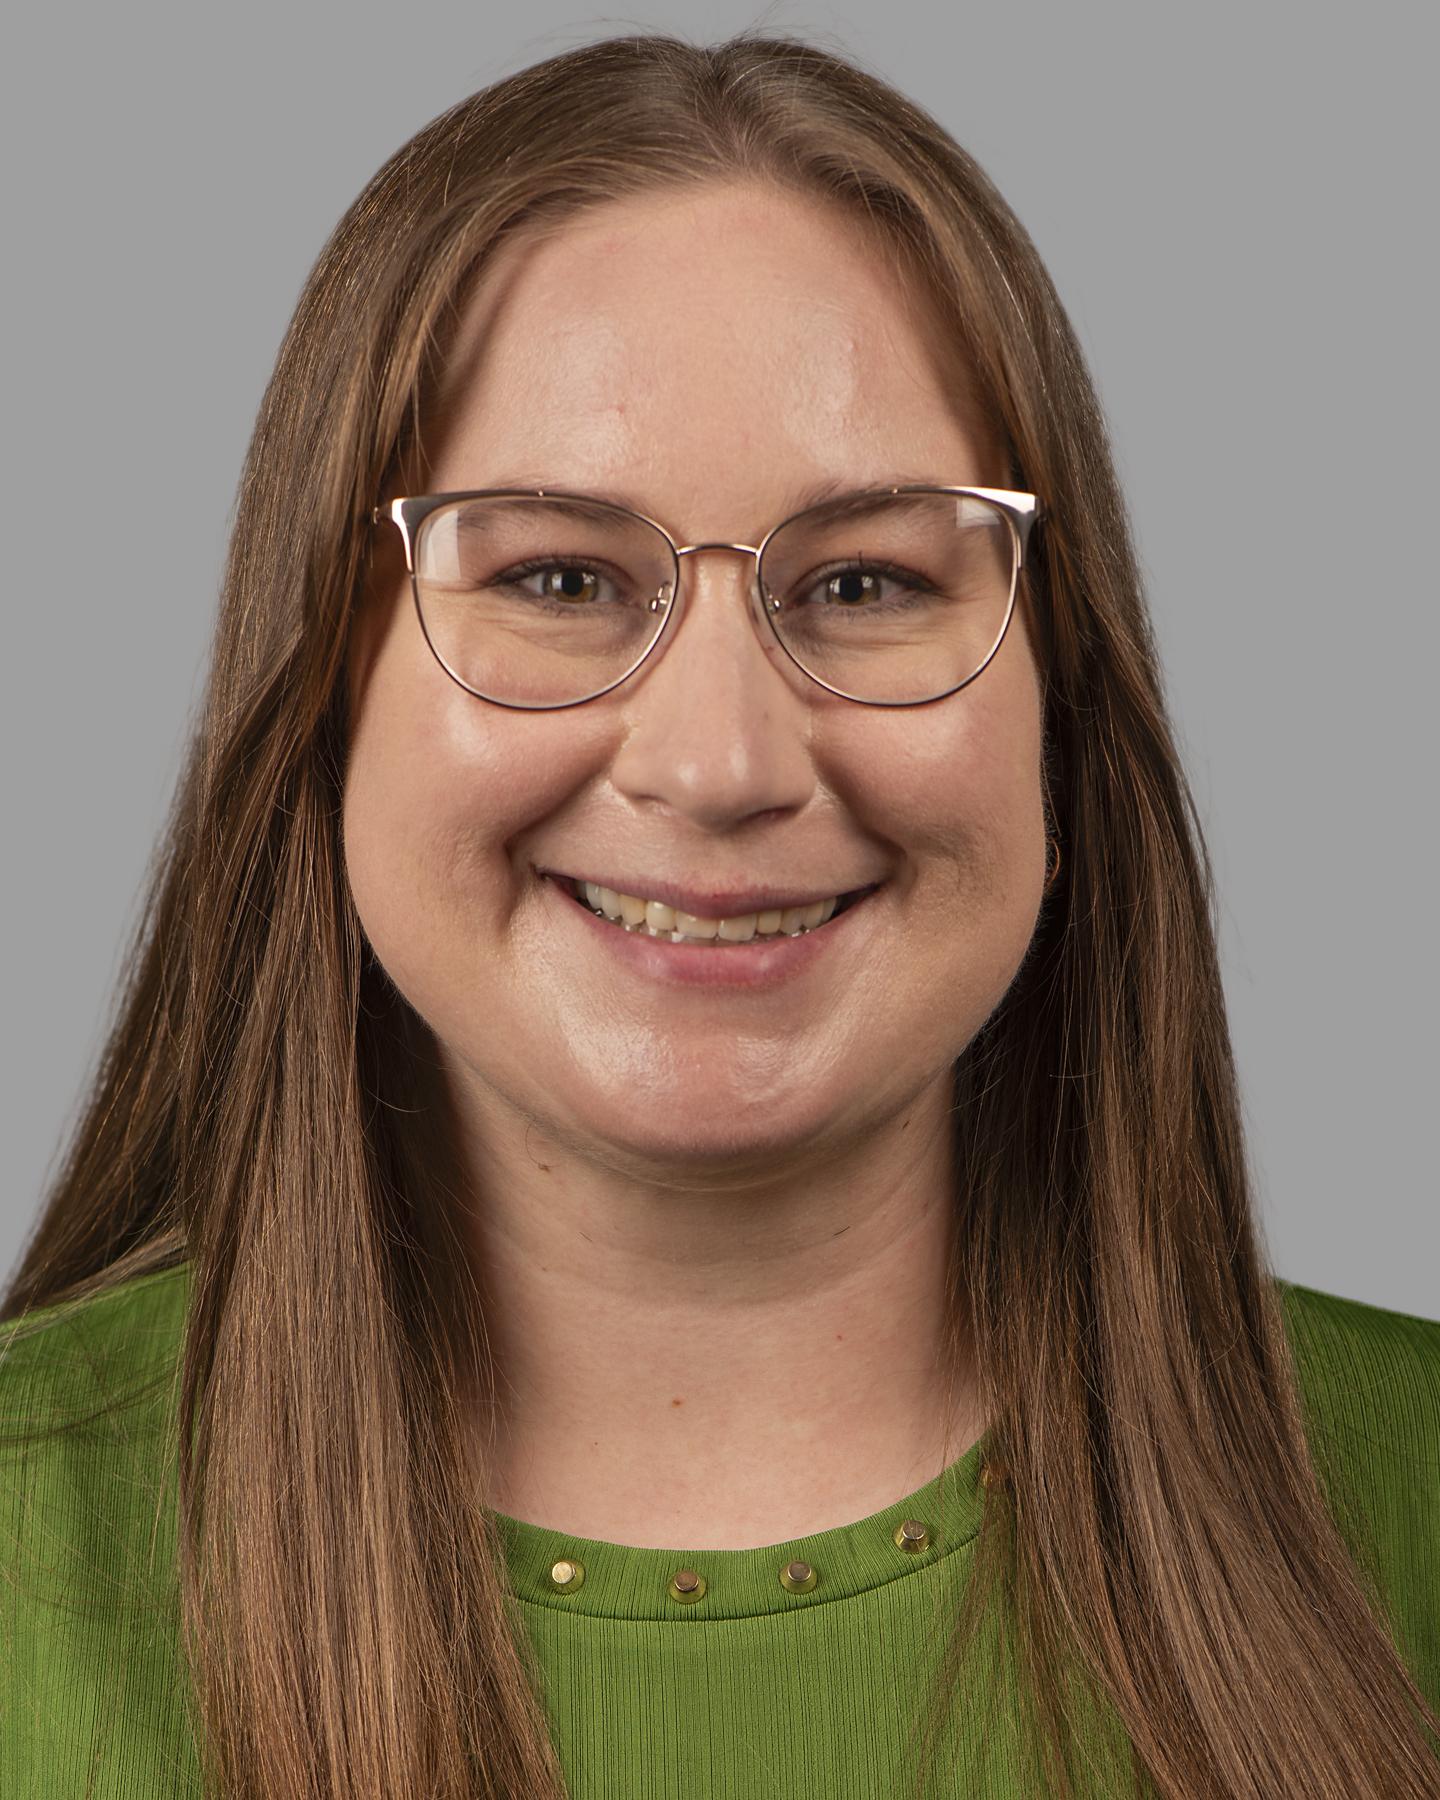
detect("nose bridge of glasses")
[666,540,770,626]
[672,540,766,606]
[675,540,761,561]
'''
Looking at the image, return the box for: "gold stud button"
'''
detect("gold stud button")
[893,1518,931,1554]
[549,1557,585,1593]
[778,1558,817,1594]
[667,1567,707,1604]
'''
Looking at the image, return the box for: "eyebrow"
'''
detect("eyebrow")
[478,473,956,526]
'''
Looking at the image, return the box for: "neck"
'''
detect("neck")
[445,1067,982,1551]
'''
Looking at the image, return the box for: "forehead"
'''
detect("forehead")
[415,181,1003,533]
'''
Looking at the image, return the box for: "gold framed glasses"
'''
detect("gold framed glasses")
[369,483,1043,709]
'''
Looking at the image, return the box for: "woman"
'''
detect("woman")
[3,30,1436,1800]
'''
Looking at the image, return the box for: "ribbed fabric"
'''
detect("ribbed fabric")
[2,1261,1436,1797]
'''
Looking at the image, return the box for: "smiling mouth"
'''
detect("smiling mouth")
[550,874,880,939]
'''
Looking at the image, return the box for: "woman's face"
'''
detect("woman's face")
[344,181,1047,1183]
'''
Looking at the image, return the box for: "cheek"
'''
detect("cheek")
[342,617,527,982]
[907,685,1047,1028]
[343,597,619,1024]
[847,652,1045,902]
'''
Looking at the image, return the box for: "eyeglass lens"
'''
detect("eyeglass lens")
[410,490,1019,706]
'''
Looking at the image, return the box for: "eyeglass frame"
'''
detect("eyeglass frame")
[369,483,1044,711]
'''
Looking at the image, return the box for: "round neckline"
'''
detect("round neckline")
[488,1426,994,1620]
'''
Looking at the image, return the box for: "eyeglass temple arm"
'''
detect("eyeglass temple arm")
[961,487,1043,560]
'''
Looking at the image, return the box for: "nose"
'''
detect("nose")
[604,540,818,826]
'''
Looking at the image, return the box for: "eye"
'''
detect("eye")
[493,560,620,606]
[790,560,937,610]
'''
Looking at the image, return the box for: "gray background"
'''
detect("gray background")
[5,2,1435,1314]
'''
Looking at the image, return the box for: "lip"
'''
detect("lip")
[541,871,885,989]
[533,866,880,920]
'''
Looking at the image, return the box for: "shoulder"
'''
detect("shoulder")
[1,1258,192,1602]
[1276,1272,1440,1352]
[0,1258,191,1434]
[1,1261,196,1787]
[1273,1275,1439,1464]
[1272,1276,1438,1696]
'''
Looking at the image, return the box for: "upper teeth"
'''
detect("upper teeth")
[581,881,840,941]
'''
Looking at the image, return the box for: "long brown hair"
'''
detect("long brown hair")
[4,30,1436,1799]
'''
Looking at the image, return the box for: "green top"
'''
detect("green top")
[2,1261,1436,1796]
